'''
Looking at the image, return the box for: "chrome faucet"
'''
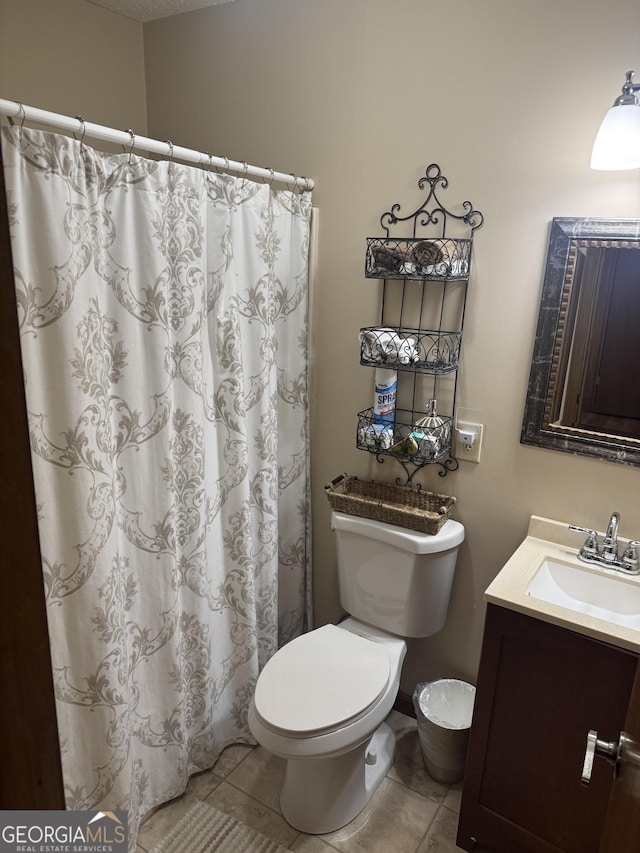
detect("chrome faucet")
[601,511,620,562]
[569,512,640,575]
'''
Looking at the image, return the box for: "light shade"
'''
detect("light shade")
[591,103,640,170]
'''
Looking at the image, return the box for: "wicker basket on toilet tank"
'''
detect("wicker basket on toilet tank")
[325,473,455,535]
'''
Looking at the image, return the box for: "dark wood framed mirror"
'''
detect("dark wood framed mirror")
[521,217,640,467]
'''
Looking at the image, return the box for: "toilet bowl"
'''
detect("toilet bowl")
[249,510,464,834]
[248,618,406,834]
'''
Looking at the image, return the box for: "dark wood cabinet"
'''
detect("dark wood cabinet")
[457,604,638,853]
[600,661,640,851]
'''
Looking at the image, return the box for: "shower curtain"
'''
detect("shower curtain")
[1,123,312,845]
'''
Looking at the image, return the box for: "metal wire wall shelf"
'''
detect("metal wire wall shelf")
[356,164,483,484]
[357,408,454,463]
[359,326,462,374]
[365,237,472,281]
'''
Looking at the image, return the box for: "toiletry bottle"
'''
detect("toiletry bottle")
[373,368,397,424]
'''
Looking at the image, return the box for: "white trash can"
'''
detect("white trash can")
[412,679,476,784]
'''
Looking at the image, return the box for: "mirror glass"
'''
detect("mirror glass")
[521,218,640,467]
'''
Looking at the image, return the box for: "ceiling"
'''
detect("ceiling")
[85,0,235,22]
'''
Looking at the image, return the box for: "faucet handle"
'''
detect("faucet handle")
[569,525,599,557]
[621,540,640,573]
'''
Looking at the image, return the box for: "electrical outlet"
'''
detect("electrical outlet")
[454,421,484,463]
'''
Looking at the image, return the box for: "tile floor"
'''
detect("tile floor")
[136,711,466,853]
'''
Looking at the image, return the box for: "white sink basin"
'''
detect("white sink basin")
[526,558,640,630]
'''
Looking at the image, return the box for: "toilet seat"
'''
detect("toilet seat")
[253,624,390,737]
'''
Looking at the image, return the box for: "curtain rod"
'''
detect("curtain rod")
[0,98,314,191]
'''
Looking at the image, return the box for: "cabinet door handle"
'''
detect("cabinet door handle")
[581,729,622,785]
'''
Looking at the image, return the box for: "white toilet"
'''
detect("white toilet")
[248,509,464,834]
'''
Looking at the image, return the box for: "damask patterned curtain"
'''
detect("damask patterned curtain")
[2,124,312,846]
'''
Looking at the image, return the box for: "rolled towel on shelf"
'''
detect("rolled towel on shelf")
[419,258,469,278]
[359,327,396,363]
[375,330,398,361]
[392,335,419,365]
[359,328,420,365]
[358,422,394,450]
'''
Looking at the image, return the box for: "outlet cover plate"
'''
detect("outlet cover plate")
[454,421,484,463]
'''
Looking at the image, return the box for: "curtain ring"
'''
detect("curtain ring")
[74,115,86,152]
[269,167,275,185]
[8,102,26,143]
[165,140,174,162]
[214,156,231,178]
[204,152,217,181]
[126,129,135,163]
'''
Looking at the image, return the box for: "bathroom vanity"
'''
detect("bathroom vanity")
[457,516,640,853]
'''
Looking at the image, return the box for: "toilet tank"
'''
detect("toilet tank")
[331,510,464,638]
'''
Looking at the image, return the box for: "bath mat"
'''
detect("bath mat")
[149,799,292,853]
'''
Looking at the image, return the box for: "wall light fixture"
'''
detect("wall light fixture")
[591,70,640,170]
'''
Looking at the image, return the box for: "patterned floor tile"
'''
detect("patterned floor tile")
[318,776,439,853]
[226,743,287,811]
[416,806,465,852]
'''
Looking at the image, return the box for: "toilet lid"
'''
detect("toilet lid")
[254,624,390,735]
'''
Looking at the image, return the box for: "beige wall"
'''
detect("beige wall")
[3,0,640,696]
[0,0,147,134]
[144,0,640,692]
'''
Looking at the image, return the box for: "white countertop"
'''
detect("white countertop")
[485,515,640,654]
